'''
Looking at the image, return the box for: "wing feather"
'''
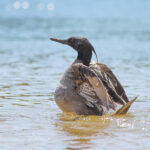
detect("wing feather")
[90,63,129,105]
[72,62,135,115]
[72,63,116,112]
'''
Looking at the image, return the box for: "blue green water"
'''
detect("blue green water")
[0,0,150,150]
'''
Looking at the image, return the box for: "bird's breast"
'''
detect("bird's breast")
[54,65,76,99]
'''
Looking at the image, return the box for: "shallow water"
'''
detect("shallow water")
[0,0,150,150]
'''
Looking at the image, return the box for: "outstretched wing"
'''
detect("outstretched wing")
[72,63,117,113]
[90,63,129,105]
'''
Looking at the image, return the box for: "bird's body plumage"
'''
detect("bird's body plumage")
[55,60,129,115]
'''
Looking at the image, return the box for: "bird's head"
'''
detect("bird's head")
[50,37,98,66]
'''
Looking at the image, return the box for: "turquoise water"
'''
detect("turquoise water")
[0,0,150,150]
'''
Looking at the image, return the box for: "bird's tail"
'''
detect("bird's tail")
[114,96,138,115]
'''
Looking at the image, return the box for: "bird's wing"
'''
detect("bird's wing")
[90,63,129,105]
[72,63,117,112]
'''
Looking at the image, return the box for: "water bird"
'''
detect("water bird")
[50,37,137,116]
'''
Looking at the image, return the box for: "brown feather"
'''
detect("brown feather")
[72,63,117,113]
[90,63,129,105]
[72,61,130,113]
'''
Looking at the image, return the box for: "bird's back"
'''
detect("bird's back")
[72,62,130,112]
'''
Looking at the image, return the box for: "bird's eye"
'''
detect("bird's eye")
[68,38,73,43]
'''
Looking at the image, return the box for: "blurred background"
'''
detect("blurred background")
[0,0,150,150]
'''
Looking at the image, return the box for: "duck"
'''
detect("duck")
[50,37,137,116]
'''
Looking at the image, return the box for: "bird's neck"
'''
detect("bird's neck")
[77,50,92,66]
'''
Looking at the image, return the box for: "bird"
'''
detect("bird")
[50,37,137,116]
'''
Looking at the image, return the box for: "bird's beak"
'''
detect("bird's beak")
[50,38,68,45]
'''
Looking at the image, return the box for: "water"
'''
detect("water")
[0,0,150,150]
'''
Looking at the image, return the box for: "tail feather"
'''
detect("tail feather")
[114,96,138,115]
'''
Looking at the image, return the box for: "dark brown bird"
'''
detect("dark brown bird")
[50,37,137,116]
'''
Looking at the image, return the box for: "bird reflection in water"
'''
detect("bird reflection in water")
[55,113,112,149]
